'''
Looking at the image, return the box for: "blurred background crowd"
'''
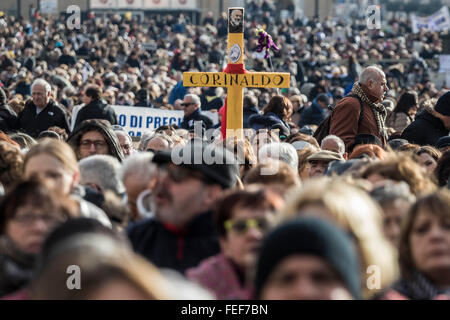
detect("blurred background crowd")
[0,0,449,301]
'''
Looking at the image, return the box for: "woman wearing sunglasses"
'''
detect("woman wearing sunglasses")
[186,186,284,300]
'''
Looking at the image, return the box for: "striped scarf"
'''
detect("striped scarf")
[394,271,450,300]
[351,82,387,138]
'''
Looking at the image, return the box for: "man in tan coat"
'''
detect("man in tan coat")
[329,66,388,152]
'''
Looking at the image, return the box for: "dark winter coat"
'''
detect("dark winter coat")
[0,237,35,298]
[180,108,213,131]
[243,106,260,129]
[401,110,449,146]
[17,99,70,138]
[127,211,220,274]
[248,111,290,131]
[298,100,329,128]
[0,104,18,133]
[74,99,118,128]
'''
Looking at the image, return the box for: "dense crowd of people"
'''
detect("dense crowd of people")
[0,1,449,300]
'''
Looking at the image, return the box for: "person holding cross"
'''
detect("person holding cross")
[182,7,290,139]
[179,94,213,132]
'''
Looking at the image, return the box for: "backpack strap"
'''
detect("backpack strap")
[346,94,364,130]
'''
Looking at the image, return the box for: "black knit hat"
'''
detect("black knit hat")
[435,136,450,150]
[254,218,361,299]
[435,91,450,116]
[152,140,239,189]
[388,138,408,150]
[136,89,149,102]
[354,133,382,148]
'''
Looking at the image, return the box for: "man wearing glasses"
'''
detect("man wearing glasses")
[68,119,124,162]
[180,94,213,133]
[127,141,239,273]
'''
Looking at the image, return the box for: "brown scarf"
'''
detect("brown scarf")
[351,82,387,138]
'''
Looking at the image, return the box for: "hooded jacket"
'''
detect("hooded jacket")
[74,99,118,128]
[17,99,70,138]
[401,108,449,146]
[67,119,124,162]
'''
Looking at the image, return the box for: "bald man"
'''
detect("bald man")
[329,66,388,152]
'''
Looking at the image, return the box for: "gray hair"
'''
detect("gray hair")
[119,152,157,186]
[31,78,52,93]
[321,135,346,156]
[184,94,201,108]
[138,130,156,151]
[258,142,299,170]
[78,155,125,195]
[359,66,384,85]
[141,133,174,151]
[113,129,132,144]
[370,181,416,206]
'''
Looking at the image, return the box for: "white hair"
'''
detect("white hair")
[359,66,384,85]
[114,130,132,144]
[184,94,201,108]
[321,135,346,156]
[142,133,174,151]
[119,152,157,186]
[138,130,155,151]
[78,155,125,195]
[258,142,298,170]
[31,78,51,93]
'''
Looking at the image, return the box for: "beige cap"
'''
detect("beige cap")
[307,150,344,162]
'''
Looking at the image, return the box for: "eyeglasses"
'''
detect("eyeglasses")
[224,217,270,235]
[181,102,195,107]
[13,213,63,226]
[80,139,107,149]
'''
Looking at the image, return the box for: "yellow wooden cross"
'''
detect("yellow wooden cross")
[183,7,290,138]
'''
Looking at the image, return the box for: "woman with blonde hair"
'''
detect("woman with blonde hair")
[23,138,111,227]
[280,178,399,298]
